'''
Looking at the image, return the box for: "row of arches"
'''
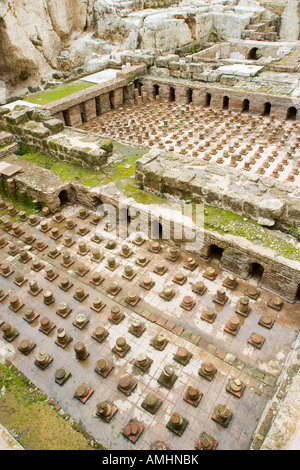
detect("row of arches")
[222,96,297,120]
[56,192,300,302]
[152,84,298,120]
[207,244,300,300]
[113,209,268,285]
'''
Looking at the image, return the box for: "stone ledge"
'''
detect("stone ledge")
[136,149,300,233]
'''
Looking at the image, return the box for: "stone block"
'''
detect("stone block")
[220,75,237,86]
[44,119,65,134]
[188,63,204,74]
[155,54,180,67]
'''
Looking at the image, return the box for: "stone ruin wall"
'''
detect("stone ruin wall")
[44,64,146,126]
[135,151,300,237]
[0,65,145,167]
[192,41,294,62]
[140,75,300,121]
[0,62,299,302]
[2,161,299,303]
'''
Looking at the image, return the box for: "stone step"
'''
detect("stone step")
[0,131,14,146]
[242,29,258,36]
[245,22,267,31]
[0,143,18,159]
[242,30,266,40]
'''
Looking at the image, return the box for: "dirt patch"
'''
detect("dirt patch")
[0,364,93,450]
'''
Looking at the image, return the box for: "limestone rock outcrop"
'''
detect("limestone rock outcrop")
[46,0,89,39]
[0,0,61,93]
[0,0,284,97]
[280,0,300,40]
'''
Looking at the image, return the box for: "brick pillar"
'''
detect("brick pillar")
[142,91,147,104]
[175,86,189,105]
[99,93,111,113]
[84,98,97,121]
[159,83,171,102]
[67,105,82,127]
[113,87,124,108]
[192,89,206,107]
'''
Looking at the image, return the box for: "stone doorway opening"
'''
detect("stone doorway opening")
[170,87,176,102]
[286,106,297,121]
[154,84,160,99]
[119,207,132,226]
[249,262,264,281]
[295,285,300,302]
[80,103,87,123]
[63,110,71,126]
[59,190,71,206]
[242,99,250,113]
[223,96,229,110]
[205,93,211,108]
[134,79,142,95]
[208,244,224,261]
[262,102,271,117]
[248,47,259,60]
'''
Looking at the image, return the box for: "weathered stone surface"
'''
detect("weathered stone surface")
[22,121,51,139]
[31,109,53,122]
[136,150,300,231]
[44,119,65,134]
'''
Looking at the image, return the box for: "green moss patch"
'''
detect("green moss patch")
[23,81,94,105]
[15,141,146,191]
[203,206,300,261]
[0,364,93,450]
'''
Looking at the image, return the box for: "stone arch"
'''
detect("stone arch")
[205,93,211,107]
[92,195,104,210]
[262,102,272,116]
[58,190,69,205]
[248,47,259,60]
[249,262,264,281]
[286,106,297,120]
[134,79,142,95]
[208,244,224,261]
[223,96,229,110]
[242,99,250,113]
[58,188,75,206]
